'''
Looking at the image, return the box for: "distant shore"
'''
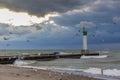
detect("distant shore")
[0,65,101,80]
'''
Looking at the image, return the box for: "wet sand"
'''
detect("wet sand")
[0,65,102,80]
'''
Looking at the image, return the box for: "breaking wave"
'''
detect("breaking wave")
[13,59,36,66]
[48,67,120,80]
[83,67,120,76]
[81,55,108,59]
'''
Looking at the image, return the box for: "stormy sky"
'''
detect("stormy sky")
[0,0,120,50]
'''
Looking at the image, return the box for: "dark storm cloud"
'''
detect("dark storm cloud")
[0,0,95,16]
[54,0,120,27]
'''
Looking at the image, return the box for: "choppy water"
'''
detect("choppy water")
[0,50,120,78]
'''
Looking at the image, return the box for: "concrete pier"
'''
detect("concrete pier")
[0,56,17,64]
[0,53,83,64]
[0,51,99,64]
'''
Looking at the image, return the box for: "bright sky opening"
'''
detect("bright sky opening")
[0,8,59,26]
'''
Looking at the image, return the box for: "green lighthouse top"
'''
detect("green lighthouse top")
[83,27,87,36]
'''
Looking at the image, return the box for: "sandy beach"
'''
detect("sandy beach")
[0,65,102,80]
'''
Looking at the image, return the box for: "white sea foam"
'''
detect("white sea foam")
[101,51,110,54]
[48,67,120,80]
[81,55,108,59]
[60,52,72,55]
[13,60,36,66]
[49,67,120,77]
[22,53,29,55]
[83,68,101,74]
[14,65,47,70]
[104,69,120,76]
[82,68,120,76]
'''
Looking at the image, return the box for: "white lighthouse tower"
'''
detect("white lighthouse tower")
[81,27,89,54]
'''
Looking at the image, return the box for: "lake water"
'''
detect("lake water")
[0,50,120,79]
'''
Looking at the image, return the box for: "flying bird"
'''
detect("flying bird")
[75,33,80,36]
[6,44,10,46]
[3,37,9,40]
[9,32,13,34]
[26,40,30,42]
[36,25,42,30]
[78,29,81,32]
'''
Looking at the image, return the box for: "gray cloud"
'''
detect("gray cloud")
[0,0,95,16]
[0,23,38,40]
[33,24,43,30]
[113,16,120,23]
[88,0,120,15]
[76,21,96,28]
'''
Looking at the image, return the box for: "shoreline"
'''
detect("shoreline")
[0,65,102,80]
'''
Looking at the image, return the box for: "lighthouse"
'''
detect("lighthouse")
[81,27,89,54]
